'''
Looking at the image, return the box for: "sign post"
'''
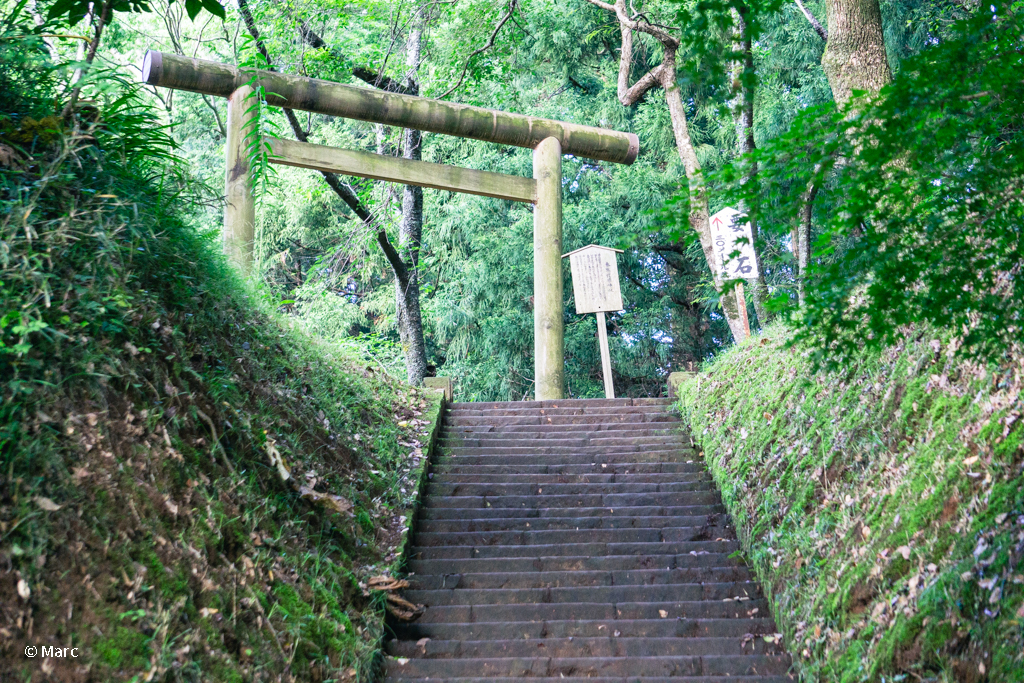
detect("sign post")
[562,245,624,399]
[709,207,759,338]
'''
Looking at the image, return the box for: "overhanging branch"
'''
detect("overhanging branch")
[436,0,518,99]
[236,0,408,281]
[793,0,827,41]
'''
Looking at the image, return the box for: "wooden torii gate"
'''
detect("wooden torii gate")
[142,51,638,400]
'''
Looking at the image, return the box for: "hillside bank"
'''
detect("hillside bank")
[677,324,1024,682]
[0,76,438,681]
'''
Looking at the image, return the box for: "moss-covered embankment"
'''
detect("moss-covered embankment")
[1,102,440,681]
[677,324,1023,682]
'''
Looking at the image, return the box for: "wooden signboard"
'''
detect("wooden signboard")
[709,206,759,279]
[564,245,624,314]
[562,245,624,398]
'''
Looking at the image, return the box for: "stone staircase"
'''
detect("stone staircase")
[383,398,792,682]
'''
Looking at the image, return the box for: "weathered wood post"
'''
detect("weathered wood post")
[596,311,614,398]
[224,85,256,273]
[533,137,564,401]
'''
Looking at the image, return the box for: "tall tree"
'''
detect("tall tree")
[393,14,428,385]
[790,0,893,302]
[584,0,753,343]
[730,4,770,325]
[241,0,429,386]
[817,0,892,106]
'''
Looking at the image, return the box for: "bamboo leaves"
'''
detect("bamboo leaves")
[239,37,281,204]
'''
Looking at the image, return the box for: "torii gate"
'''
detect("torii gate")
[142,51,638,400]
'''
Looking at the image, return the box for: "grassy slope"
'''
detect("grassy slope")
[0,94,440,680]
[678,323,1023,682]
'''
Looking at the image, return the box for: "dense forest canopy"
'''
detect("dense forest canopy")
[3,0,1021,400]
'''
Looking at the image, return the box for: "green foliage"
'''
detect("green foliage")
[239,37,281,201]
[709,6,1024,368]
[678,324,1024,681]
[46,0,223,33]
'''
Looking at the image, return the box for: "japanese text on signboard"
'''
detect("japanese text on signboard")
[709,207,759,279]
[566,246,624,314]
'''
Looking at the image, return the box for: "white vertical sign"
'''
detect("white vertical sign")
[710,207,759,279]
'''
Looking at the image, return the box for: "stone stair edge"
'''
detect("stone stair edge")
[448,398,674,409]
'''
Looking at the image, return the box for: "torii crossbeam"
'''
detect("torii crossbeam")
[142,51,638,400]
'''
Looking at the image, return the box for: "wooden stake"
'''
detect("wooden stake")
[596,311,614,399]
[224,85,255,274]
[533,137,564,400]
[736,281,751,338]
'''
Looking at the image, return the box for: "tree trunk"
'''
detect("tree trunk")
[789,0,891,305]
[820,0,892,107]
[796,178,818,306]
[585,0,750,343]
[731,7,769,328]
[62,0,113,117]
[659,57,748,343]
[394,21,429,386]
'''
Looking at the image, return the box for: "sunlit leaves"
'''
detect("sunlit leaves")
[710,6,1024,368]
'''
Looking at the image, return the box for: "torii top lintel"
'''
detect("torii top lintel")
[142,51,639,166]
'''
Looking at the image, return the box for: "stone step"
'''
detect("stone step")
[445,414,681,427]
[443,428,682,440]
[430,462,705,475]
[416,514,721,533]
[438,445,697,457]
[433,451,697,466]
[450,423,686,435]
[411,599,771,625]
[387,678,790,683]
[407,540,741,561]
[412,525,734,548]
[408,566,753,590]
[429,472,710,484]
[424,481,716,498]
[422,491,723,509]
[446,405,672,417]
[384,654,791,677]
[417,504,728,520]
[407,552,746,576]
[438,436,690,449]
[448,398,673,410]
[403,582,763,607]
[393,617,777,641]
[387,635,784,659]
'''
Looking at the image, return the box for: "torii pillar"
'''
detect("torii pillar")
[533,137,563,400]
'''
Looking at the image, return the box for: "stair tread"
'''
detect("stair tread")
[386,678,791,683]
[385,654,791,676]
[394,617,778,640]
